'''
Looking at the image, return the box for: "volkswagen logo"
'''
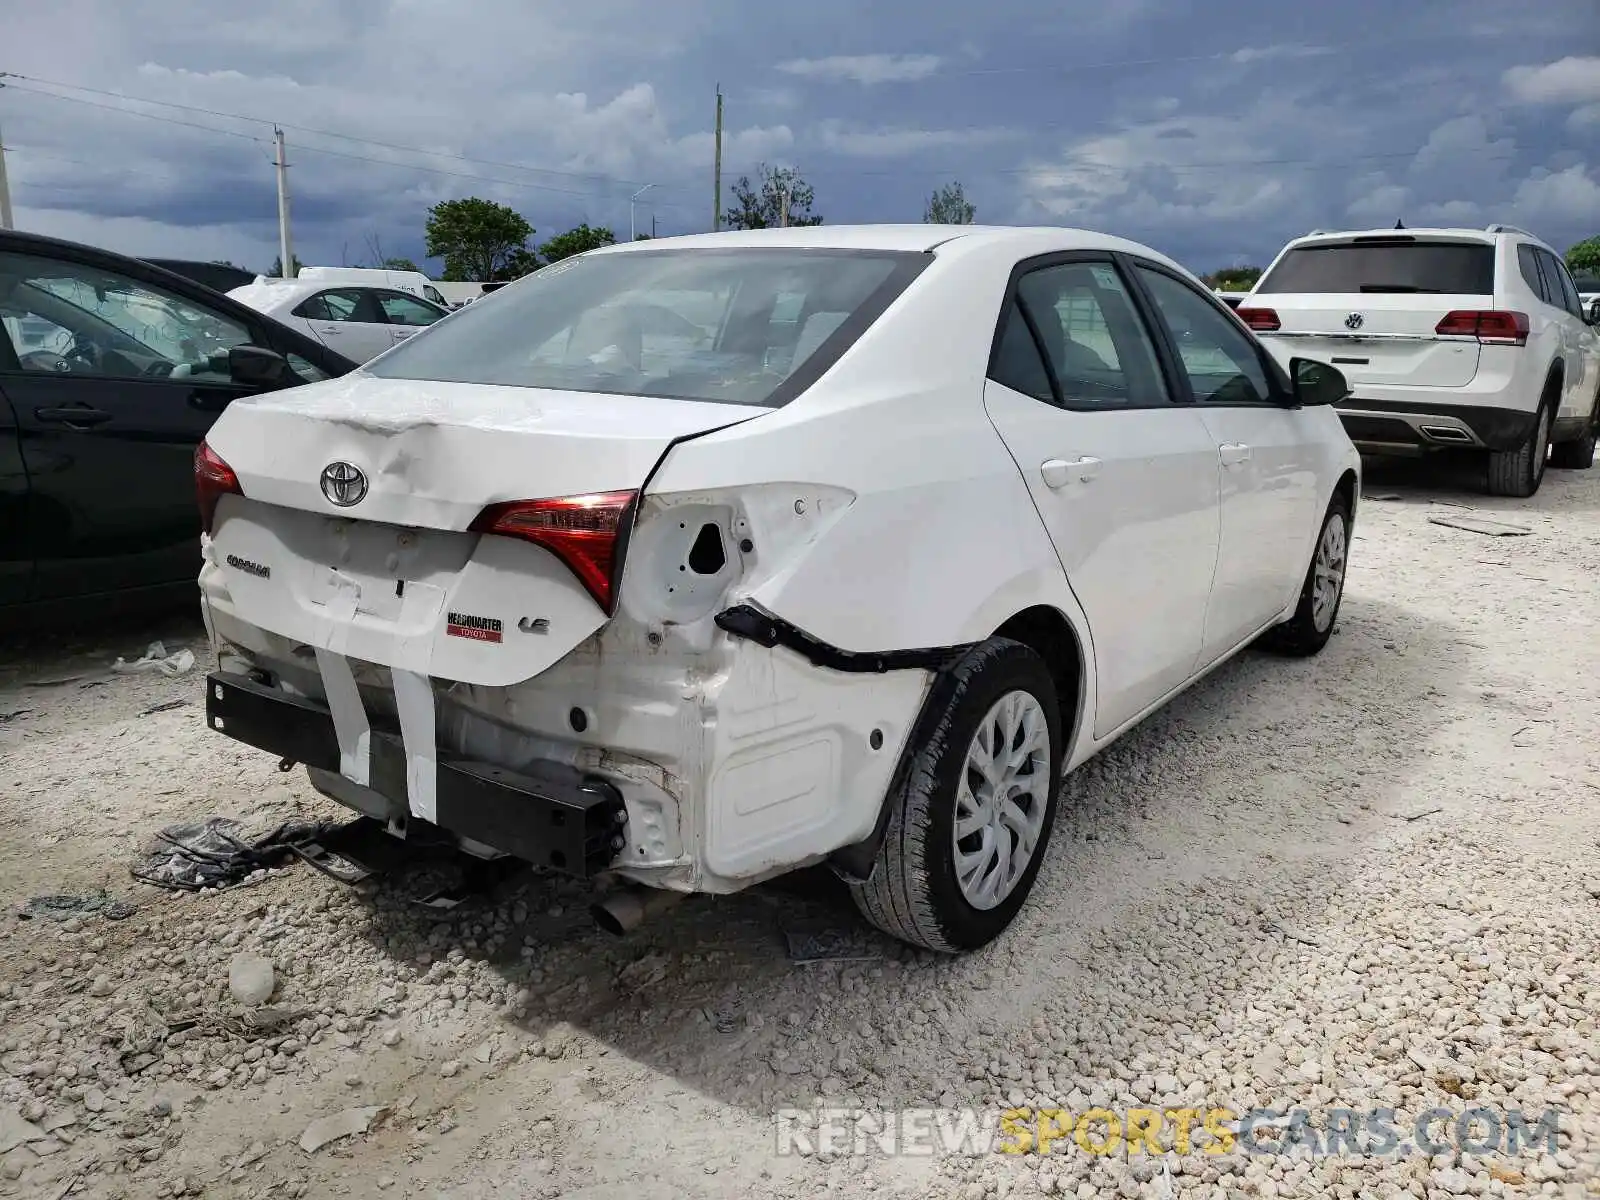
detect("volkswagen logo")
[319,461,368,507]
[1344,312,1365,330]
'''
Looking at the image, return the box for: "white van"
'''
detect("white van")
[294,267,449,309]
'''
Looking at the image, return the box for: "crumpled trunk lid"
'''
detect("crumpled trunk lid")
[206,374,762,531]
[202,375,762,686]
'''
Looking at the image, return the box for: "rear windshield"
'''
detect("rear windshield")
[1257,240,1495,295]
[366,247,928,407]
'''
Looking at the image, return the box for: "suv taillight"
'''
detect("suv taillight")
[1236,307,1280,332]
[470,490,638,615]
[1435,310,1529,346]
[195,442,242,535]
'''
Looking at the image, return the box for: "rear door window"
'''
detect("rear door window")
[1257,240,1495,295]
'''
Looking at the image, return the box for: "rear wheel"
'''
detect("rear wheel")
[850,639,1062,953]
[1258,493,1349,658]
[1486,401,1551,497]
[1549,391,1599,470]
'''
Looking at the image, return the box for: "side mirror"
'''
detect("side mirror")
[1289,357,1350,407]
[228,344,293,389]
[1588,298,1600,326]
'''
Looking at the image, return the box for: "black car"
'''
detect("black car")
[1,230,358,624]
[143,259,259,295]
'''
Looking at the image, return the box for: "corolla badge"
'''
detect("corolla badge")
[320,461,368,507]
[1344,312,1365,330]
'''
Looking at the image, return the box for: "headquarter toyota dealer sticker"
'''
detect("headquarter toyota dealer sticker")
[446,611,503,643]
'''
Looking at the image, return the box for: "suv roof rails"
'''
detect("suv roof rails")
[1486,224,1535,238]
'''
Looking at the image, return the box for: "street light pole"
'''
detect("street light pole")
[630,183,656,241]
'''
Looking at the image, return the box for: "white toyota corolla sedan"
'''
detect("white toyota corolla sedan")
[196,225,1360,952]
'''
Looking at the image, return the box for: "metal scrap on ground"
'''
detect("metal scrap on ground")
[1427,514,1533,537]
[783,928,882,964]
[298,1105,387,1154]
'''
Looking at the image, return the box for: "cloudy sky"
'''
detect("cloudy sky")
[2,0,1596,278]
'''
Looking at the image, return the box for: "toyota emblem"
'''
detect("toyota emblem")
[320,461,368,507]
[1344,312,1365,330]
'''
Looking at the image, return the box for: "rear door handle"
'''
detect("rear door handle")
[1041,456,1101,488]
[35,405,112,428]
[317,325,342,335]
[1219,442,1252,468]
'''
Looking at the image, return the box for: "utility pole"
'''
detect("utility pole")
[0,121,14,231]
[712,86,723,232]
[778,181,790,228]
[651,213,657,238]
[273,127,295,278]
[630,183,655,241]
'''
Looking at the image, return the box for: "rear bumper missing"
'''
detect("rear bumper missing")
[205,671,628,876]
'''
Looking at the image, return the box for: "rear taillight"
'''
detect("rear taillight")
[470,490,638,615]
[1236,307,1280,332]
[195,441,242,535]
[1435,310,1529,346]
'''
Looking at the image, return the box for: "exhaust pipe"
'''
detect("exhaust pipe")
[591,885,685,936]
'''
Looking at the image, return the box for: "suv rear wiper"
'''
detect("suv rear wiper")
[1358,285,1442,293]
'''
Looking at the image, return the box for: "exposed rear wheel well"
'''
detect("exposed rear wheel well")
[993,605,1084,750]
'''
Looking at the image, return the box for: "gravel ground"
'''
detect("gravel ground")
[1,453,1597,1200]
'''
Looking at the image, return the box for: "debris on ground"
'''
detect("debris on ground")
[0,1106,49,1154]
[782,928,882,964]
[18,892,136,921]
[1427,513,1532,536]
[111,641,196,678]
[130,817,339,892]
[297,1105,387,1154]
[140,699,188,716]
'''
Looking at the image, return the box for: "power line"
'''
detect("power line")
[0,79,702,212]
[0,81,266,144]
[0,71,657,191]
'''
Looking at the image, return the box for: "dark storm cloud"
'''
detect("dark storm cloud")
[2,0,1594,275]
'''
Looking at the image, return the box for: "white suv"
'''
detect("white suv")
[1239,225,1600,496]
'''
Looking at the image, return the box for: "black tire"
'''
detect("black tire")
[849,638,1062,953]
[1258,493,1351,658]
[1549,391,1599,470]
[1486,398,1552,497]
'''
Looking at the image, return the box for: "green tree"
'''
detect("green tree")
[424,197,535,281]
[539,224,617,264]
[726,164,822,229]
[924,181,976,224]
[1205,266,1263,290]
[1566,236,1600,275]
[268,254,304,278]
[382,256,421,273]
[209,259,242,268]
